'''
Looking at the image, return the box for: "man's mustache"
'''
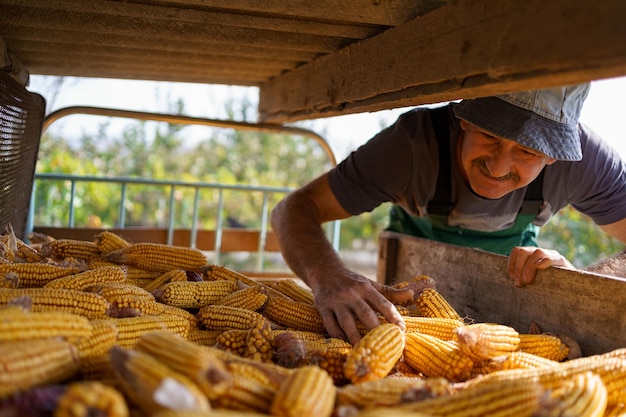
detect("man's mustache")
[471,159,520,182]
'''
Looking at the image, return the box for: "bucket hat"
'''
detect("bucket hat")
[453,83,591,161]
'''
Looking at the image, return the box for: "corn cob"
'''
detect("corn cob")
[468,355,626,407]
[94,230,132,255]
[271,279,315,305]
[221,353,292,390]
[403,316,465,340]
[142,269,188,293]
[40,239,101,261]
[262,295,326,334]
[0,288,112,319]
[87,283,160,317]
[537,371,607,417]
[186,329,221,346]
[344,323,405,383]
[0,263,81,288]
[76,319,119,359]
[216,285,268,311]
[211,372,276,413]
[270,365,336,417]
[518,333,570,361]
[135,331,232,400]
[0,272,18,288]
[88,282,155,303]
[196,304,269,331]
[201,264,259,287]
[245,321,275,362]
[415,288,463,321]
[109,314,194,348]
[394,376,544,417]
[454,322,520,360]
[153,280,237,309]
[78,354,116,382]
[482,350,559,372]
[271,329,326,342]
[159,303,199,328]
[403,332,474,382]
[15,240,44,263]
[44,265,127,290]
[54,381,129,417]
[336,377,451,409]
[105,243,208,272]
[308,349,350,384]
[0,338,79,397]
[0,308,92,341]
[605,403,626,417]
[151,411,272,417]
[109,346,211,415]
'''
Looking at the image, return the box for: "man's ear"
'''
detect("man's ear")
[545,157,557,166]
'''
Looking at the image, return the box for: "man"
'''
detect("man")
[270,83,626,344]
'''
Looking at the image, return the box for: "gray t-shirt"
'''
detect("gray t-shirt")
[328,104,626,232]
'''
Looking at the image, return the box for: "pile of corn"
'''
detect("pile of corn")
[1,229,625,417]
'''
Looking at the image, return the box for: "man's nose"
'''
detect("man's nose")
[485,150,514,178]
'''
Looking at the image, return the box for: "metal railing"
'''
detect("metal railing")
[28,106,341,271]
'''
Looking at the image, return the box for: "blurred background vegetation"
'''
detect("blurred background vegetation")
[33,90,623,275]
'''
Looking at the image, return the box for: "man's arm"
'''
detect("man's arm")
[270,173,413,344]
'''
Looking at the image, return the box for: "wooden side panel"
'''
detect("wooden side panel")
[378,231,626,356]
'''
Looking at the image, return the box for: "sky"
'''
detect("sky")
[29,75,626,163]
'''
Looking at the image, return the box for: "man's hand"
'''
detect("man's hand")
[312,269,414,345]
[508,246,575,287]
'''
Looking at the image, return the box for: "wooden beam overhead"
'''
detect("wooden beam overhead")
[258,0,626,123]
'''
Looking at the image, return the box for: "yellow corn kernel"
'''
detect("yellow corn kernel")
[109,314,194,348]
[539,371,607,417]
[153,280,237,309]
[271,279,315,305]
[403,332,474,382]
[76,319,119,359]
[336,377,451,409]
[222,353,292,390]
[0,272,18,288]
[0,288,112,319]
[54,380,129,417]
[94,230,132,255]
[0,338,79,397]
[211,372,276,413]
[217,329,253,356]
[196,304,269,331]
[468,355,626,407]
[40,239,101,261]
[262,295,326,334]
[135,331,232,400]
[344,323,405,384]
[403,316,465,340]
[105,243,207,272]
[216,285,268,311]
[15,240,44,263]
[483,350,560,372]
[44,265,127,290]
[0,307,93,341]
[201,264,259,287]
[518,333,570,361]
[271,366,336,417]
[109,346,210,415]
[0,263,81,288]
[415,288,463,321]
[142,269,188,293]
[396,376,544,416]
[308,349,350,385]
[455,322,520,360]
[186,329,221,347]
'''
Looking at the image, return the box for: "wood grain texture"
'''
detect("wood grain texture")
[377,231,626,356]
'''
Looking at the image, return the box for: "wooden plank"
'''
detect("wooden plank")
[377,231,626,356]
[259,0,626,123]
[32,226,282,253]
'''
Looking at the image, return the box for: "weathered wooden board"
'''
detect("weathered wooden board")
[260,0,626,122]
[377,231,626,356]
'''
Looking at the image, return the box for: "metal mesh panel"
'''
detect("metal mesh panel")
[0,71,45,239]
